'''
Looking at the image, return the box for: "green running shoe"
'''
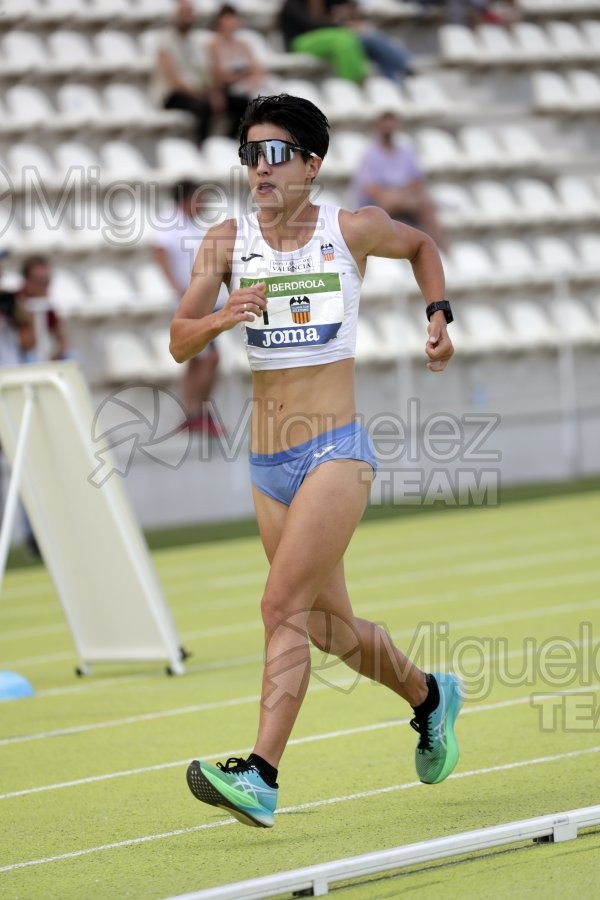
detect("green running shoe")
[186,756,278,828]
[411,672,464,784]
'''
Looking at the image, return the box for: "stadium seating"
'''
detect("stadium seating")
[0,0,597,390]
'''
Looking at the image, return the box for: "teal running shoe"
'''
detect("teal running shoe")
[411,672,464,784]
[186,757,278,828]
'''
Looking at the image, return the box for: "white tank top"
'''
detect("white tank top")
[230,205,363,371]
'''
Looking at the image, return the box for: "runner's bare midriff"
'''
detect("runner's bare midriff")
[250,357,356,453]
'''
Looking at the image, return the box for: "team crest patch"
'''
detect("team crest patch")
[320,242,335,262]
[290,296,311,324]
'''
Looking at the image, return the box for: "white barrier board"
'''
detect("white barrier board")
[0,362,185,674]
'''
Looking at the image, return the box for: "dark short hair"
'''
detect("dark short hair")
[22,254,50,279]
[172,179,201,204]
[214,3,238,24]
[238,94,330,160]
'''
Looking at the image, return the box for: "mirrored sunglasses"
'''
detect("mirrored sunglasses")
[238,139,317,167]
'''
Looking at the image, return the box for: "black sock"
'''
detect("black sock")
[411,673,439,716]
[247,753,278,788]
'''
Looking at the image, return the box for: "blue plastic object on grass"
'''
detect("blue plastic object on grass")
[0,671,35,701]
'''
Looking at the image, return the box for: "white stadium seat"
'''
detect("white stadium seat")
[237,28,308,74]
[512,22,555,63]
[513,178,563,224]
[56,84,104,128]
[321,79,368,124]
[546,20,590,61]
[326,130,371,179]
[554,175,600,220]
[492,238,538,282]
[214,328,249,376]
[476,25,518,64]
[355,317,382,364]
[147,327,181,379]
[371,309,424,360]
[201,136,240,181]
[132,263,177,310]
[504,300,559,349]
[445,241,495,287]
[47,30,95,74]
[278,78,322,109]
[458,125,503,170]
[0,0,42,23]
[7,142,57,186]
[4,85,55,130]
[460,304,513,352]
[429,183,476,229]
[580,18,600,54]
[79,0,135,23]
[531,70,573,113]
[100,141,152,182]
[471,180,518,226]
[103,82,160,127]
[49,268,87,314]
[363,76,406,117]
[22,215,73,254]
[0,31,47,75]
[36,0,87,23]
[415,127,464,173]
[533,235,578,275]
[55,141,101,175]
[87,266,136,312]
[439,24,482,65]
[497,125,544,167]
[127,0,173,19]
[574,232,600,274]
[0,206,23,254]
[94,30,148,74]
[547,298,600,344]
[568,69,600,111]
[155,137,204,181]
[103,331,156,381]
[403,75,448,118]
[361,257,412,302]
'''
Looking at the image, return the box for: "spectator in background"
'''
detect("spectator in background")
[280,0,369,83]
[152,0,221,145]
[329,0,414,82]
[415,0,518,26]
[153,181,225,434]
[18,255,70,362]
[0,251,35,367]
[208,5,271,138]
[353,109,448,253]
[0,253,40,558]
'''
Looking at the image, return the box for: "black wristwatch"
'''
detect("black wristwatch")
[425,300,454,324]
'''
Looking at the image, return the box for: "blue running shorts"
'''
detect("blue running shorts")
[249,420,377,506]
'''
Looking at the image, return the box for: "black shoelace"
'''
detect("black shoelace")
[216,756,253,774]
[410,714,432,753]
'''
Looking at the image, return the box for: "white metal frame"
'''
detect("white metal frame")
[0,364,185,675]
[168,804,600,899]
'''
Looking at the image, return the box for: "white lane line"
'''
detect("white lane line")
[180,571,600,642]
[1,744,599,874]
[184,546,600,593]
[5,568,599,663]
[0,623,68,642]
[0,693,261,747]
[2,523,597,604]
[3,595,600,744]
[2,684,599,801]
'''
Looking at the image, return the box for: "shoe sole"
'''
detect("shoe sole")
[428,676,464,784]
[186,761,273,828]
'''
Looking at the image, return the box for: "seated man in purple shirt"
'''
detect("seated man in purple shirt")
[353,109,448,253]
